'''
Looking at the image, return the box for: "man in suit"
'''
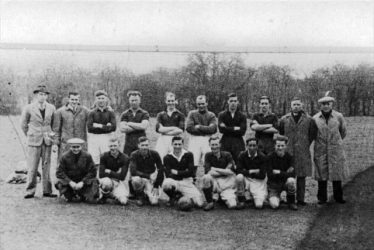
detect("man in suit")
[21,85,57,199]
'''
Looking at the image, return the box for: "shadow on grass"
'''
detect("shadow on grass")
[297,165,374,250]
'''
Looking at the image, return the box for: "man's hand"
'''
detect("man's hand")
[287,167,294,173]
[75,182,84,190]
[93,123,103,128]
[150,172,157,184]
[195,125,201,130]
[171,169,178,175]
[69,181,77,190]
[249,169,260,174]
[219,122,226,128]
[105,169,111,174]
[106,123,112,126]
[273,170,281,174]
[234,126,240,131]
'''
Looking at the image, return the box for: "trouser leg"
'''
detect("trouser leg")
[25,146,42,195]
[296,176,306,202]
[332,181,343,201]
[41,143,52,194]
[317,181,328,202]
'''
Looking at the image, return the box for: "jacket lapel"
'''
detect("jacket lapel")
[32,103,43,120]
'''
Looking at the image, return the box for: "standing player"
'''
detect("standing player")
[87,90,116,166]
[313,93,348,204]
[21,85,57,199]
[279,97,317,205]
[250,96,278,155]
[162,136,203,210]
[267,136,298,210]
[202,136,238,211]
[236,137,268,209]
[130,137,164,206]
[53,91,89,158]
[120,91,149,156]
[98,137,130,205]
[155,92,185,161]
[186,95,217,171]
[218,93,247,164]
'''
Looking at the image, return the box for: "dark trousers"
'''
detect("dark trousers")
[317,180,343,202]
[296,176,306,202]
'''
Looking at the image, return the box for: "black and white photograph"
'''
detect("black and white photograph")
[0,0,373,249]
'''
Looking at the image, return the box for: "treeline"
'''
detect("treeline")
[1,53,374,116]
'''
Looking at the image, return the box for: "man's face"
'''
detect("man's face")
[36,92,48,103]
[247,140,258,154]
[196,98,208,112]
[69,94,80,108]
[138,140,149,155]
[129,95,141,109]
[275,141,287,156]
[321,101,333,113]
[165,95,176,109]
[291,100,302,113]
[109,141,119,154]
[259,99,270,113]
[172,139,183,154]
[228,97,239,111]
[70,144,82,154]
[95,95,107,108]
[209,139,221,154]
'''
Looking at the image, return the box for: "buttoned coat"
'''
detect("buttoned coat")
[21,102,56,146]
[313,110,349,181]
[279,112,316,176]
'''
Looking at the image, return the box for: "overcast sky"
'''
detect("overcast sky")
[1,0,373,50]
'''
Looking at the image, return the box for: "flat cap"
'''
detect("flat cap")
[67,138,85,144]
[33,85,50,94]
[95,90,108,97]
[318,96,335,103]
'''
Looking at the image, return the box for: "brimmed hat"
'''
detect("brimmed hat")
[127,90,142,97]
[33,85,50,94]
[67,138,85,145]
[318,91,335,103]
[95,90,108,97]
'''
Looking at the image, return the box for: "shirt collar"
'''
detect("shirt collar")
[247,151,258,158]
[169,149,187,161]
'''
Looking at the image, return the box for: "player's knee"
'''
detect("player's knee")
[254,198,264,209]
[236,174,244,182]
[131,177,143,191]
[149,196,159,205]
[192,196,204,208]
[162,178,174,191]
[269,196,280,209]
[286,178,296,193]
[202,174,213,189]
[225,199,237,209]
[118,197,128,205]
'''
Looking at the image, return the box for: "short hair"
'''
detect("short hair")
[138,136,148,144]
[209,135,220,144]
[171,136,184,143]
[127,90,142,98]
[68,92,79,97]
[246,137,258,145]
[227,93,237,99]
[165,92,176,100]
[259,96,270,103]
[108,137,119,144]
[196,95,206,102]
[274,135,288,143]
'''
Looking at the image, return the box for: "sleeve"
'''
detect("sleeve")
[142,111,150,121]
[82,155,97,184]
[155,112,162,133]
[86,111,95,133]
[250,156,267,179]
[129,153,149,179]
[308,118,318,143]
[236,153,249,177]
[178,113,186,131]
[198,113,218,134]
[56,157,72,184]
[218,112,247,137]
[109,156,128,181]
[278,118,285,135]
[98,154,107,178]
[153,152,164,188]
[272,115,279,130]
[163,156,172,178]
[338,114,347,139]
[250,114,259,127]
[100,111,116,132]
[186,111,199,134]
[20,106,30,136]
[52,109,62,145]
[120,111,128,122]
[226,152,235,170]
[175,153,194,178]
[204,154,212,174]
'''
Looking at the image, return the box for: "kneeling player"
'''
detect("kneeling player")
[130,137,164,206]
[162,136,203,210]
[236,137,268,209]
[202,136,237,211]
[98,137,130,205]
[55,138,99,203]
[267,136,298,210]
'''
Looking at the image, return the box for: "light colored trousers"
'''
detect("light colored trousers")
[162,177,204,207]
[132,176,159,205]
[155,135,173,162]
[188,135,211,166]
[87,133,113,165]
[26,143,52,195]
[202,174,237,208]
[99,177,129,205]
[236,174,268,208]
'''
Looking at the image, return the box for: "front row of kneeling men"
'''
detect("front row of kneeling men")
[56,134,299,211]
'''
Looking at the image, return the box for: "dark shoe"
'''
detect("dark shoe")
[136,199,144,206]
[336,199,346,204]
[297,200,307,206]
[236,202,246,210]
[97,198,107,204]
[203,202,214,211]
[318,200,327,205]
[289,203,298,211]
[43,193,58,198]
[24,194,34,199]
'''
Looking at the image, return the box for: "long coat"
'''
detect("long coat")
[21,101,56,146]
[279,112,317,177]
[313,110,349,181]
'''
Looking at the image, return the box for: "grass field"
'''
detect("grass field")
[0,116,373,250]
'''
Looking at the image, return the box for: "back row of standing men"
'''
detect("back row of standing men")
[21,85,348,210]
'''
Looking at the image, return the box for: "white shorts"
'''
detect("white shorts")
[203,174,237,205]
[99,177,129,204]
[155,135,173,162]
[87,133,113,165]
[237,174,268,201]
[131,176,159,205]
[188,135,211,166]
[162,177,204,207]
